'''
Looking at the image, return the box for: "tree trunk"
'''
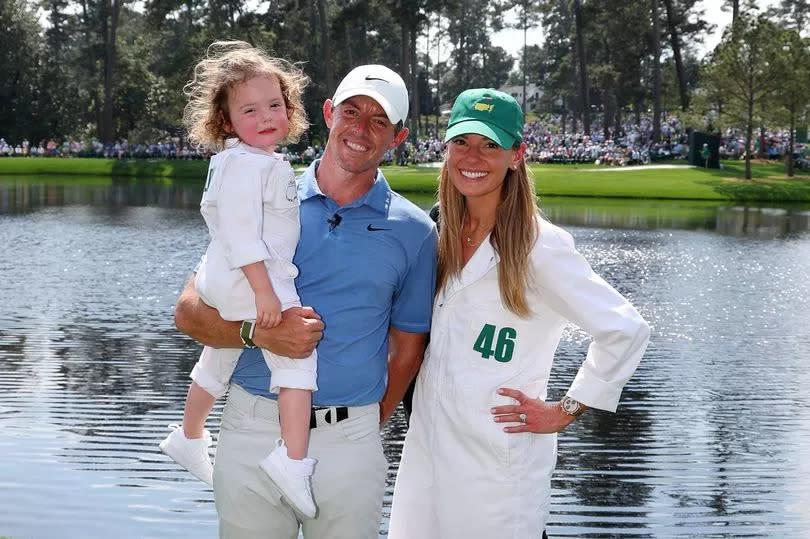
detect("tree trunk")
[435,13,441,137]
[615,90,622,134]
[522,11,528,112]
[573,0,590,135]
[410,22,419,138]
[759,125,766,158]
[787,108,795,177]
[571,94,578,134]
[663,0,689,111]
[745,94,753,180]
[344,18,353,67]
[101,0,121,144]
[317,0,333,95]
[603,88,612,139]
[732,0,739,22]
[651,0,662,142]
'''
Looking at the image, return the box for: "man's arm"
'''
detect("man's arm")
[174,274,323,358]
[379,327,427,426]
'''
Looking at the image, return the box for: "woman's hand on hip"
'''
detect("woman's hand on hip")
[491,387,578,434]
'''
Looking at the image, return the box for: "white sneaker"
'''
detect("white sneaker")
[159,424,214,487]
[259,439,317,518]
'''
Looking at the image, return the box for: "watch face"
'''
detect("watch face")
[562,396,581,415]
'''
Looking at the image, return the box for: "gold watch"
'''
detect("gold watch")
[560,395,585,417]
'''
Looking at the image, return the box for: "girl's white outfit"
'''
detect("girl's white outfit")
[388,219,650,539]
[191,140,317,397]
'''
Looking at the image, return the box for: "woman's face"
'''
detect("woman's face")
[446,134,524,203]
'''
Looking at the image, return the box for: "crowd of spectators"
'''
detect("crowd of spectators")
[2,115,806,169]
[0,138,210,160]
[382,115,806,167]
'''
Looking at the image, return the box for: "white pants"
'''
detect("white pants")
[192,273,317,396]
[214,385,387,539]
[190,345,317,398]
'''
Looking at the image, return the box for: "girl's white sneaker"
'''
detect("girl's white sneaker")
[259,439,317,518]
[159,424,214,487]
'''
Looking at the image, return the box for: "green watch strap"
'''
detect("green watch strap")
[240,320,257,348]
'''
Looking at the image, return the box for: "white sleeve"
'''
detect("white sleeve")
[216,156,272,269]
[533,223,650,412]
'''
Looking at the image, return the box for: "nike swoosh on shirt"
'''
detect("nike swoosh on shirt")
[367,224,391,231]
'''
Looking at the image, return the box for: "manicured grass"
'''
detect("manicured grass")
[529,162,810,201]
[0,157,208,178]
[382,162,810,202]
[2,157,809,201]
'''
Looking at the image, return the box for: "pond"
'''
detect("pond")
[1,176,809,538]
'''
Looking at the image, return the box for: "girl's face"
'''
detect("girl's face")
[224,74,290,152]
[446,134,525,203]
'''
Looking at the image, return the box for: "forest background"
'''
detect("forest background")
[1,0,808,179]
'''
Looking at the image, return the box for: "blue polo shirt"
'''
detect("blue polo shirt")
[230,160,438,406]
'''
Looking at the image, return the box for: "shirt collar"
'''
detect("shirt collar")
[298,159,392,214]
[438,235,500,302]
[224,138,282,159]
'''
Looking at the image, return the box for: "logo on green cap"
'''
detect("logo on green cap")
[445,88,524,149]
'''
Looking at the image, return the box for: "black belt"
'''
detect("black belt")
[309,406,349,429]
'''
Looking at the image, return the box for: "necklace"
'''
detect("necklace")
[464,225,492,247]
[465,233,484,247]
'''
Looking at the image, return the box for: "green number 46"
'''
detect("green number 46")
[473,324,517,363]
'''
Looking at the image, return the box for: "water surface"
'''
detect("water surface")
[1,176,809,538]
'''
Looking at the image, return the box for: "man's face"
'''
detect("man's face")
[323,96,408,175]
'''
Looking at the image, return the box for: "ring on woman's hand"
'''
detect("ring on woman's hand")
[519,413,527,423]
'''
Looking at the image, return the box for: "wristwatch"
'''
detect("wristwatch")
[240,320,257,348]
[560,395,586,417]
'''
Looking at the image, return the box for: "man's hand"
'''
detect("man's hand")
[253,306,323,359]
[174,275,323,355]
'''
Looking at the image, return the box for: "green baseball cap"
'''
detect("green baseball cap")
[444,88,524,149]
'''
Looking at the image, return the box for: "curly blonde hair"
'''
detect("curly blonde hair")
[183,41,309,150]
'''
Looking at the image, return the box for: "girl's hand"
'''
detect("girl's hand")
[255,290,282,329]
[490,387,579,434]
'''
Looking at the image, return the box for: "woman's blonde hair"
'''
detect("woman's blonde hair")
[183,41,309,150]
[437,153,539,318]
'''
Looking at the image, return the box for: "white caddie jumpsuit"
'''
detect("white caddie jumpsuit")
[388,219,650,539]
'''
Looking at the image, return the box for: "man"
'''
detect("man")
[174,64,437,538]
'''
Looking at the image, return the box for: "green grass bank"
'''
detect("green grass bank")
[1,157,808,202]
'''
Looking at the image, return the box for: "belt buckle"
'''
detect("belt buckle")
[309,406,348,429]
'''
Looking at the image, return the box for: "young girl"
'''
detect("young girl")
[159,41,318,518]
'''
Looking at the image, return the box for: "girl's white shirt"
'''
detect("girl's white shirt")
[195,139,301,321]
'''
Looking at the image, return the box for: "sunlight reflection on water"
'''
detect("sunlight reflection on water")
[1,178,809,537]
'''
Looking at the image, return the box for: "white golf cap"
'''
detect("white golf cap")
[331,65,409,124]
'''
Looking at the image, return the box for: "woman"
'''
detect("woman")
[388,89,651,538]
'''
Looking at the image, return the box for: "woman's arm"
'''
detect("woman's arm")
[534,225,650,412]
[174,274,323,358]
[492,223,649,434]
